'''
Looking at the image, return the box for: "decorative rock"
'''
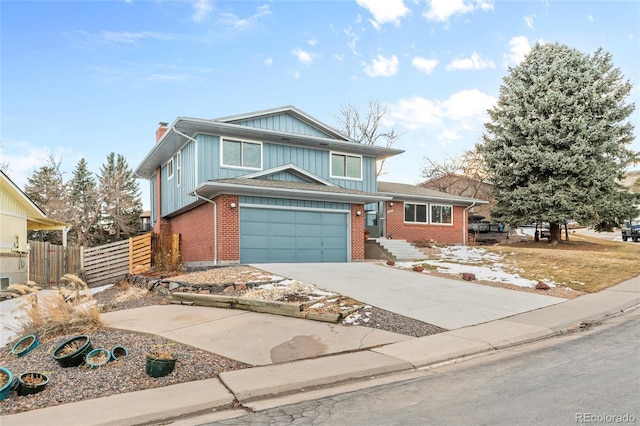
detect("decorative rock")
[235,284,247,291]
[198,289,211,294]
[462,273,476,281]
[223,286,235,293]
[412,265,425,272]
[536,281,551,290]
[386,260,395,266]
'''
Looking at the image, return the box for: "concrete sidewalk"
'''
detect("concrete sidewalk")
[2,276,638,426]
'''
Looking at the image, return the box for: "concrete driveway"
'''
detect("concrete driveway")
[254,263,566,330]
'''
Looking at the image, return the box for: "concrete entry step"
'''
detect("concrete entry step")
[371,238,425,260]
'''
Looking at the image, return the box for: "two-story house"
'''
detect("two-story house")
[135,106,484,268]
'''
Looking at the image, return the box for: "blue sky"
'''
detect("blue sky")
[2,0,639,210]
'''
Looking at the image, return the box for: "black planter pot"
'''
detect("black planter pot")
[17,372,49,396]
[145,355,177,378]
[52,335,93,368]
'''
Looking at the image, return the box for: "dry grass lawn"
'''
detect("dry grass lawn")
[483,233,640,293]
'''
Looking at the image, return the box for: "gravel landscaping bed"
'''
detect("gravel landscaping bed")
[0,266,444,415]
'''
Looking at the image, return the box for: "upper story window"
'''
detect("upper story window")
[167,157,174,180]
[331,152,362,179]
[222,138,262,170]
[176,151,182,187]
[431,204,453,224]
[404,203,428,223]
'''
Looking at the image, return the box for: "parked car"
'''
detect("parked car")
[621,219,640,242]
[535,222,551,241]
[468,215,490,233]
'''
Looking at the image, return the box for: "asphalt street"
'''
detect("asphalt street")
[202,308,640,426]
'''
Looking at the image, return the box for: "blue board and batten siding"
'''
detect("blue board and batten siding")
[160,139,198,217]
[232,114,332,139]
[159,116,377,217]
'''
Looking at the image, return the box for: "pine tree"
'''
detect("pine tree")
[98,153,142,242]
[23,155,71,244]
[68,158,100,246]
[480,43,638,243]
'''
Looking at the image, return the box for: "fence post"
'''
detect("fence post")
[44,241,50,288]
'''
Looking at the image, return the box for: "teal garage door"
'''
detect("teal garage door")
[240,208,348,263]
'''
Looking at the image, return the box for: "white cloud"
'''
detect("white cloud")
[364,54,399,77]
[524,14,535,28]
[264,57,273,66]
[588,15,594,22]
[292,48,315,65]
[436,129,461,144]
[307,37,318,46]
[344,27,361,56]
[442,89,496,127]
[423,0,493,22]
[100,31,177,44]
[387,89,495,132]
[412,57,439,74]
[219,4,271,29]
[389,96,444,130]
[502,36,531,67]
[192,0,213,22]
[356,0,410,27]
[0,142,79,190]
[446,52,495,70]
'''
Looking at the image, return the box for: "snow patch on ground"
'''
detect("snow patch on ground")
[396,245,553,289]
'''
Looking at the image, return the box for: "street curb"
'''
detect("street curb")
[0,378,234,426]
[219,351,413,403]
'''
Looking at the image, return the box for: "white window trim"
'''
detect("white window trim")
[220,137,263,170]
[176,151,182,187]
[430,203,454,226]
[167,157,174,180]
[329,151,363,180]
[403,202,429,224]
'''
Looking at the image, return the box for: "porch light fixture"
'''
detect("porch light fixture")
[356,210,362,216]
[230,202,237,209]
[389,202,393,207]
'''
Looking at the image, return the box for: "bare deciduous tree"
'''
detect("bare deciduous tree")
[334,100,400,176]
[420,149,489,200]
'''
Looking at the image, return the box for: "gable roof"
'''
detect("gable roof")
[377,181,488,205]
[241,164,337,187]
[0,171,69,230]
[215,105,348,141]
[135,106,404,179]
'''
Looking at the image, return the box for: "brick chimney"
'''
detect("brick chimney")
[156,122,169,143]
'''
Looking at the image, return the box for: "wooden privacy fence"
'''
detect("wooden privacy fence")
[30,233,179,288]
[29,241,82,287]
[82,239,131,287]
[129,233,152,275]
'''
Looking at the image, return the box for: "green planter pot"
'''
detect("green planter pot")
[145,355,177,378]
[85,348,111,369]
[110,345,128,361]
[11,334,40,357]
[0,367,13,401]
[17,372,48,396]
[52,335,93,368]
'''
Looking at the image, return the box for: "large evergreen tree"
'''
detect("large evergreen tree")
[23,155,71,244]
[98,152,142,241]
[69,158,100,246]
[480,43,638,243]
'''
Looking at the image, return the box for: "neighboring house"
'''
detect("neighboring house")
[135,106,485,267]
[140,210,152,233]
[419,173,493,220]
[0,171,68,288]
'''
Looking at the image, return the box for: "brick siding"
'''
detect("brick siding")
[385,201,467,244]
